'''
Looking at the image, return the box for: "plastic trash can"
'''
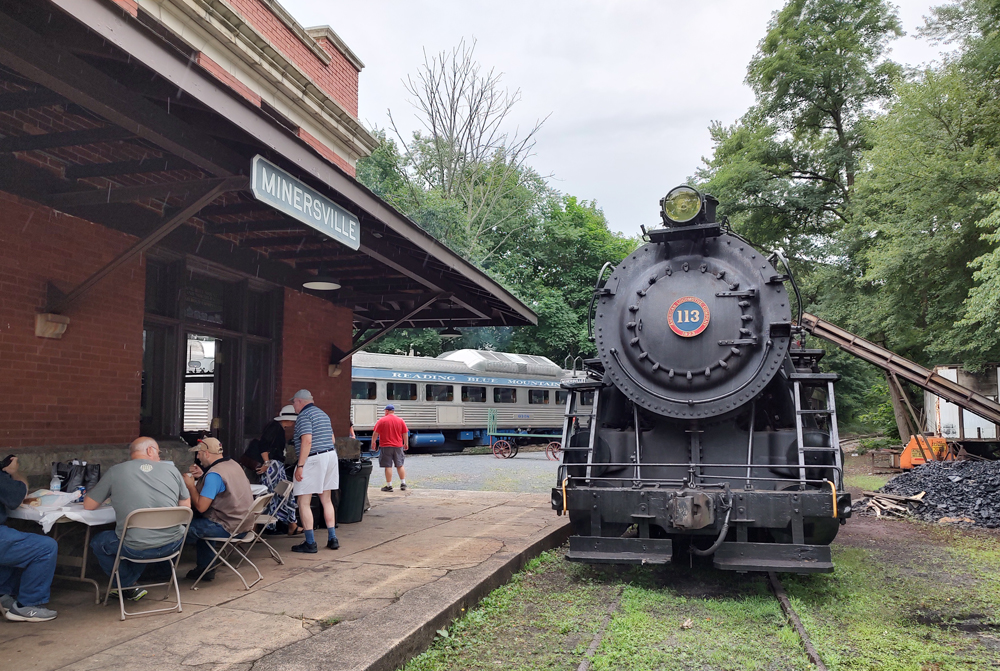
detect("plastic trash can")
[335,458,373,524]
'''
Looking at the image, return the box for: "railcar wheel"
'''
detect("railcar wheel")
[545,442,562,461]
[492,440,513,459]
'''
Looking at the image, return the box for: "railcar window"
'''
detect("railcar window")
[351,381,376,400]
[556,390,568,405]
[462,386,486,403]
[386,383,417,401]
[494,387,517,403]
[580,391,595,405]
[528,389,549,404]
[426,384,454,402]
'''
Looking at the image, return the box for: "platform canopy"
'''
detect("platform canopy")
[0,0,535,342]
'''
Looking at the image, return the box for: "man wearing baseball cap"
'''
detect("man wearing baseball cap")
[289,390,339,552]
[182,437,253,580]
[372,404,409,492]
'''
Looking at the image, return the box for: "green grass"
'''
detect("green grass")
[783,528,1000,670]
[405,526,1000,671]
[589,573,811,671]
[843,473,890,492]
[404,550,618,671]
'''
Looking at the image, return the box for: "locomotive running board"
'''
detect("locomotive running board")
[713,542,833,574]
[567,536,672,565]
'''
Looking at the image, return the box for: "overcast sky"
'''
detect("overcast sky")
[282,1,951,235]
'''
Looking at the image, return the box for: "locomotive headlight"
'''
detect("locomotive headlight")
[661,185,703,224]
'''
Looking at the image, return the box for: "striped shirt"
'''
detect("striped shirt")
[293,403,336,458]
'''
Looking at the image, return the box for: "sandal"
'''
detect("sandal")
[287,524,303,536]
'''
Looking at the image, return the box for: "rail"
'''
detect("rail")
[801,313,1000,426]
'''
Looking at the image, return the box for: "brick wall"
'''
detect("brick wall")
[0,190,145,451]
[226,0,360,117]
[279,288,353,438]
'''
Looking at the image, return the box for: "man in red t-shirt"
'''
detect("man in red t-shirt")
[372,405,409,492]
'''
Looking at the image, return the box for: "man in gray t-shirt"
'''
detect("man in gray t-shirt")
[84,437,190,596]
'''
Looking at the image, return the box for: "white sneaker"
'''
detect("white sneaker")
[5,602,58,622]
[0,594,14,616]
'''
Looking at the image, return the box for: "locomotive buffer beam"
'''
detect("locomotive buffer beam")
[713,543,833,574]
[567,535,673,565]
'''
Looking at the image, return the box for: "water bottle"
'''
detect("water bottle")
[50,465,61,492]
[75,486,86,503]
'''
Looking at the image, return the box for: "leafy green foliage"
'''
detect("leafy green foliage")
[356,127,631,362]
[700,0,902,255]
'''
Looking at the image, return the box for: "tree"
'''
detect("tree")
[389,39,549,264]
[699,0,902,255]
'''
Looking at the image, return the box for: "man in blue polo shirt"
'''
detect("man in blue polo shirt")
[289,390,338,553]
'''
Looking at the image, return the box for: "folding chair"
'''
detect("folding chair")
[190,493,273,591]
[102,506,193,621]
[242,479,294,565]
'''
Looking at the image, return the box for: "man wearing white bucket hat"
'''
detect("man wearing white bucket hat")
[289,390,339,552]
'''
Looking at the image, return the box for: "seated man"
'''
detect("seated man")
[85,437,191,601]
[182,437,253,581]
[0,456,58,622]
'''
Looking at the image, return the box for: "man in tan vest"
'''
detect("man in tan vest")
[182,438,253,581]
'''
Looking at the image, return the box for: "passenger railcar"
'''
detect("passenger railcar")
[351,350,593,452]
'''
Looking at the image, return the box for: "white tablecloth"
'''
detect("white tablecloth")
[12,485,267,533]
[9,503,116,534]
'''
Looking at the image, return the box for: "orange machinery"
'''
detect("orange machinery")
[900,435,954,469]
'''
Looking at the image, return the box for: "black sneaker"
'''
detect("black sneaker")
[326,537,340,550]
[109,587,148,602]
[380,484,393,492]
[400,483,407,491]
[291,541,318,554]
[186,567,215,582]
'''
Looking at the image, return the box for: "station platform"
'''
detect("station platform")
[0,489,570,671]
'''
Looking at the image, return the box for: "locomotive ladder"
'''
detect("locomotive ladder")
[791,373,843,489]
[560,383,601,481]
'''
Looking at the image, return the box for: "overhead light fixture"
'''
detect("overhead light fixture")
[438,326,462,340]
[303,264,341,291]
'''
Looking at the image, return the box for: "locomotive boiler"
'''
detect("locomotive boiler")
[552,186,851,573]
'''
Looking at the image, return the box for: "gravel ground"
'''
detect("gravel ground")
[367,450,561,493]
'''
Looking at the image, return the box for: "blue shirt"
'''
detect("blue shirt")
[199,472,226,499]
[293,403,336,458]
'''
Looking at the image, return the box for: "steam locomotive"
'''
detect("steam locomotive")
[552,186,851,573]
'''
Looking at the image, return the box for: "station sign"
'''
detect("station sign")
[250,155,360,250]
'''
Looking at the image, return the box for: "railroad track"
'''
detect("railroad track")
[574,572,828,671]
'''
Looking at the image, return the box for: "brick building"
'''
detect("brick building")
[0,0,535,480]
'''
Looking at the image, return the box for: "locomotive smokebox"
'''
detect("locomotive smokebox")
[595,186,792,420]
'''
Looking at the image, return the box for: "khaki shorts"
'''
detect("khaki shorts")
[378,446,405,469]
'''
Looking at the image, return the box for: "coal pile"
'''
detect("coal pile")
[879,460,1000,528]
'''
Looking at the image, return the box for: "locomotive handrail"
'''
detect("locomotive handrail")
[557,462,843,488]
[768,250,803,326]
[586,262,615,343]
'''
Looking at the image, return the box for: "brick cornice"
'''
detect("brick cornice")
[145,0,377,158]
